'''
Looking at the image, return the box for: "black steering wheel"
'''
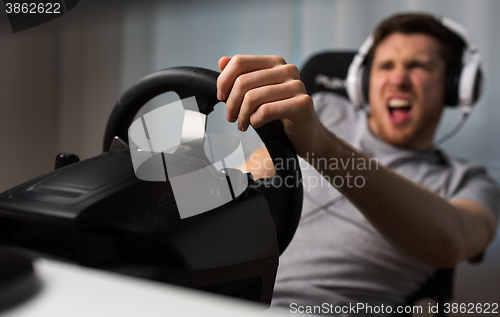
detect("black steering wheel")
[102,67,303,255]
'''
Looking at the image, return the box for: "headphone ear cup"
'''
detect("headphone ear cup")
[361,61,371,105]
[472,68,483,104]
[445,64,461,107]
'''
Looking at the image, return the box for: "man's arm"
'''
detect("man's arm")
[216,54,498,267]
[313,131,497,267]
[242,146,275,180]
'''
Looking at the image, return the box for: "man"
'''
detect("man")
[216,13,499,314]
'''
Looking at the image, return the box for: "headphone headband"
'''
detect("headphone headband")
[346,35,373,107]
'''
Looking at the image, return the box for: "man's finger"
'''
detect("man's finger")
[225,65,300,124]
[218,56,231,72]
[217,55,286,101]
[248,93,313,130]
[238,79,305,131]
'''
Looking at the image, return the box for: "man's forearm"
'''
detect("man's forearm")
[308,125,496,267]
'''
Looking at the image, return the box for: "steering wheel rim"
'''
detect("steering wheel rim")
[103,67,303,255]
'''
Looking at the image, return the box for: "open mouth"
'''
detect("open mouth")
[387,98,412,124]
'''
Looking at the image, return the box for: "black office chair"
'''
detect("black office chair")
[299,51,486,317]
[300,51,354,98]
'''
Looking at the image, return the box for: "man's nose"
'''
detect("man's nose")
[388,66,411,89]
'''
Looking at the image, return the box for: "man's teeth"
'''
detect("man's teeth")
[388,99,410,108]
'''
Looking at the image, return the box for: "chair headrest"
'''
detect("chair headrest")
[300,51,356,99]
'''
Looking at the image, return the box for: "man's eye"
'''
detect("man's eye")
[377,62,393,70]
[408,62,428,69]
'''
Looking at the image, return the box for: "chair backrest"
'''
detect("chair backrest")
[300,51,356,100]
[299,51,461,316]
[404,268,454,317]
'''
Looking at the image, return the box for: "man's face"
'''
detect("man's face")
[367,32,447,150]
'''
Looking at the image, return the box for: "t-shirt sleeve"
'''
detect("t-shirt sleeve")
[450,164,500,221]
[311,91,361,139]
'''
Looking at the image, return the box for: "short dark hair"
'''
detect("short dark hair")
[367,13,466,71]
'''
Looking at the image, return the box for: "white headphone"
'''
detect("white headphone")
[346,16,483,115]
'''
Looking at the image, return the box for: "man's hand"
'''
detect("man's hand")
[216,55,323,157]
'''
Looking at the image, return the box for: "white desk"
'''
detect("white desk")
[2,258,281,317]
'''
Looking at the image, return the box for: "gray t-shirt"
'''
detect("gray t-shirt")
[271,92,500,315]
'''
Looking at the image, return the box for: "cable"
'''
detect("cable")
[431,113,469,149]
